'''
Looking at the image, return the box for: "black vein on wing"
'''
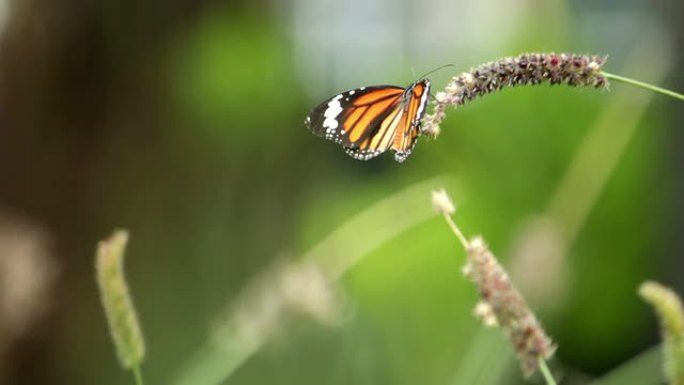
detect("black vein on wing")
[347,98,402,148]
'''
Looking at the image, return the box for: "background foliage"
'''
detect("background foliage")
[0,0,682,384]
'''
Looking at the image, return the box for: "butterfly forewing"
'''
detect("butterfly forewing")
[305,86,403,145]
[305,80,430,162]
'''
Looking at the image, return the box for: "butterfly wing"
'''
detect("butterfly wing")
[305,80,430,162]
[305,85,404,146]
[344,99,405,160]
[390,80,431,162]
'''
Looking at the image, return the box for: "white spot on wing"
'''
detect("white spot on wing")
[322,94,343,130]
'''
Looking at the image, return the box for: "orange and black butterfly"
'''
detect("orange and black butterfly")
[305,79,431,162]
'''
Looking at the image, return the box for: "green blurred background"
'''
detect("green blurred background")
[0,0,682,384]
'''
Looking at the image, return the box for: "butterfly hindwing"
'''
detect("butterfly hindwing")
[391,80,430,161]
[305,80,430,162]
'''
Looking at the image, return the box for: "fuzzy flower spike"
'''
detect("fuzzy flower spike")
[639,281,684,385]
[95,230,146,382]
[422,53,608,138]
[431,189,556,377]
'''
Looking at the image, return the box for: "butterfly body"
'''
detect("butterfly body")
[305,79,431,162]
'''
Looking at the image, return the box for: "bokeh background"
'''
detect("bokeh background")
[0,0,682,384]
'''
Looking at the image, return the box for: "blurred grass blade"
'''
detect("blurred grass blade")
[173,175,456,385]
[546,34,671,244]
[173,337,260,385]
[590,344,663,385]
[451,328,512,385]
[302,175,458,279]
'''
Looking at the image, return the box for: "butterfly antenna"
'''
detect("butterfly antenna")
[418,63,455,80]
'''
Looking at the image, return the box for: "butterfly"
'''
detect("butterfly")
[305,79,431,162]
